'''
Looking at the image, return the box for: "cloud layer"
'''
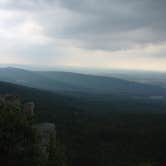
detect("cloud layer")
[0,0,166,71]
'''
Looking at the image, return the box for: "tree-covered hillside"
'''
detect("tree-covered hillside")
[1,81,166,165]
[1,67,166,97]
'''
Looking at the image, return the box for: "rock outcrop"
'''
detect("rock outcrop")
[33,123,56,158]
[23,102,35,116]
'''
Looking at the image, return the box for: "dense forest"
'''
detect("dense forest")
[0,81,166,166]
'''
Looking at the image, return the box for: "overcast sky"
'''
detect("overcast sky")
[0,0,166,71]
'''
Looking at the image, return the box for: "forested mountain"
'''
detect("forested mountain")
[0,67,75,91]
[0,67,166,97]
[0,81,79,122]
[0,68,166,166]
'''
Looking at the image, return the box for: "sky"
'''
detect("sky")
[0,0,166,71]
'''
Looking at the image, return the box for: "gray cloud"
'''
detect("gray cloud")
[9,0,163,51]
[52,0,166,50]
[1,0,166,50]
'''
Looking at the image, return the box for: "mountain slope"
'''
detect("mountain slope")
[38,71,166,96]
[0,67,77,91]
[0,81,80,122]
[0,67,166,97]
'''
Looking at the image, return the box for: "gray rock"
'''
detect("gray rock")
[32,123,56,158]
[23,102,35,116]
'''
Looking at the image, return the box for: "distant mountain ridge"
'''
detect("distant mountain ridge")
[0,67,77,91]
[0,67,166,97]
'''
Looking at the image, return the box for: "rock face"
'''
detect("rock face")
[23,102,35,116]
[33,123,56,158]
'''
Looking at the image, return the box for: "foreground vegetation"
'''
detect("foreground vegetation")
[0,95,66,166]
